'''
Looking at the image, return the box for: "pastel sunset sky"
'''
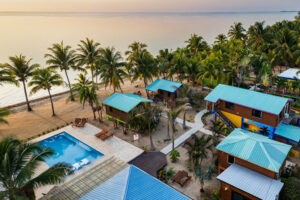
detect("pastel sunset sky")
[0,0,299,12]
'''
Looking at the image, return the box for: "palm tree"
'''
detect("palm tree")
[228,22,246,41]
[272,28,298,70]
[184,57,201,85]
[185,34,209,55]
[97,47,126,92]
[157,49,173,79]
[169,48,187,82]
[185,135,213,192]
[0,109,10,124]
[45,41,79,101]
[72,74,100,120]
[77,38,101,83]
[127,47,156,97]
[125,41,147,63]
[167,108,182,151]
[0,137,73,199]
[28,69,63,117]
[0,65,15,85]
[4,55,39,111]
[247,21,271,51]
[214,34,227,44]
[127,104,161,151]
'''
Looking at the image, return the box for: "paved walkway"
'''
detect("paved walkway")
[160,109,213,154]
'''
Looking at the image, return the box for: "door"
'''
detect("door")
[232,191,251,200]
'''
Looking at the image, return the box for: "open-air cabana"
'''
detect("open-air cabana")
[146,79,183,102]
[102,93,152,124]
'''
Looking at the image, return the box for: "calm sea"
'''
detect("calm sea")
[0,11,297,107]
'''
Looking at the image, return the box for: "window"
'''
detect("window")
[225,102,235,110]
[109,107,113,112]
[168,92,171,97]
[228,155,235,164]
[252,109,262,118]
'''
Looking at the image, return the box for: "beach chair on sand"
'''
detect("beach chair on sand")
[72,118,81,127]
[99,131,113,141]
[77,118,87,127]
[95,129,108,138]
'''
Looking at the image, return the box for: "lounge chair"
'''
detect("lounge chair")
[77,118,87,127]
[72,118,81,127]
[95,129,108,138]
[171,170,191,187]
[100,131,113,141]
[80,158,90,167]
[72,163,81,171]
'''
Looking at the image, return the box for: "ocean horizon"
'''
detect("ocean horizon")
[0,11,297,107]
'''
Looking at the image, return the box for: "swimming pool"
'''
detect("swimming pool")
[39,132,103,170]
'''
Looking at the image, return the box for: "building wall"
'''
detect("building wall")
[105,105,129,122]
[217,100,282,127]
[219,181,259,200]
[157,89,177,101]
[218,151,279,179]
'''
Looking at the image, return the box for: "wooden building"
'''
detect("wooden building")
[146,79,183,102]
[102,93,152,124]
[216,129,291,200]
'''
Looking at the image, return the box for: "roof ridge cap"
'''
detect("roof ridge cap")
[123,165,132,200]
[258,142,278,172]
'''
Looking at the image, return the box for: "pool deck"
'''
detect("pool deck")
[32,123,143,199]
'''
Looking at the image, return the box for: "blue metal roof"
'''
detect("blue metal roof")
[204,84,290,115]
[102,93,152,113]
[217,164,283,200]
[81,165,191,200]
[275,123,300,142]
[277,68,300,80]
[146,79,182,93]
[216,128,291,172]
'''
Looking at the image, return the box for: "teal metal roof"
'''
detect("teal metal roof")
[81,165,191,200]
[146,79,182,93]
[217,164,283,200]
[204,84,290,115]
[102,93,152,113]
[275,123,300,142]
[216,128,291,172]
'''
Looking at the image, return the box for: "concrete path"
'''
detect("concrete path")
[160,109,213,154]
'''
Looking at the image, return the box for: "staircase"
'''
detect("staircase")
[214,108,237,130]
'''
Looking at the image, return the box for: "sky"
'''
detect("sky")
[0,0,299,12]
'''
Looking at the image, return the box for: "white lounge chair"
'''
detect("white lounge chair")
[80,158,90,167]
[72,163,81,171]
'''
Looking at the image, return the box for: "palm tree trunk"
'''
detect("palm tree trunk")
[90,101,97,120]
[64,69,74,101]
[144,79,149,98]
[149,132,155,151]
[22,80,32,111]
[167,119,171,140]
[171,121,175,151]
[183,111,186,129]
[48,89,55,116]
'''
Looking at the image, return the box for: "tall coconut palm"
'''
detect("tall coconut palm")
[157,49,173,79]
[77,38,101,83]
[185,34,209,55]
[0,109,10,124]
[127,48,156,97]
[45,41,79,101]
[214,34,227,44]
[127,104,161,151]
[125,41,147,63]
[247,21,271,51]
[97,47,126,92]
[28,69,63,117]
[169,48,187,81]
[0,65,15,85]
[0,137,73,199]
[167,108,182,151]
[228,22,246,41]
[72,74,100,120]
[272,28,298,70]
[4,55,39,111]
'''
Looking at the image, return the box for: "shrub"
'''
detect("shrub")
[170,150,180,163]
[166,168,176,180]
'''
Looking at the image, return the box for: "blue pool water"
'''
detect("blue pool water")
[39,132,103,168]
